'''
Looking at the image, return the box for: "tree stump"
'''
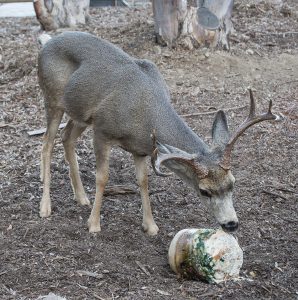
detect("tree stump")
[33,0,90,31]
[152,0,234,50]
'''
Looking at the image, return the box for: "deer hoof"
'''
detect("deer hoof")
[88,219,101,233]
[143,222,159,236]
[39,202,51,218]
[75,195,90,206]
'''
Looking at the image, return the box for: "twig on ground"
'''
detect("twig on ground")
[262,185,297,195]
[93,294,106,300]
[135,260,151,276]
[226,73,241,78]
[261,190,289,201]
[277,80,298,86]
[157,289,171,296]
[76,270,104,280]
[261,285,271,293]
[104,185,136,196]
[257,31,298,36]
[197,291,215,298]
[149,189,166,196]
[0,123,16,129]
[23,228,29,239]
[272,214,297,224]
[27,122,67,136]
[181,105,247,118]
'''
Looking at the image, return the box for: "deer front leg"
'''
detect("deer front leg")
[134,155,159,236]
[87,141,111,233]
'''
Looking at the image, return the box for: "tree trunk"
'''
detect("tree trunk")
[152,0,234,50]
[33,0,90,31]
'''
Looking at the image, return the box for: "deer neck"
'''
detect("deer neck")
[157,109,210,156]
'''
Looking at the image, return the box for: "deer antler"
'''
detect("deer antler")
[151,129,172,176]
[151,130,209,178]
[219,89,281,170]
[151,148,173,177]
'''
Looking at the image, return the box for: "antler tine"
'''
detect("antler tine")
[219,90,279,170]
[151,129,157,149]
[268,99,273,114]
[151,130,208,178]
[248,88,256,119]
[152,150,209,178]
[151,130,172,177]
[151,148,173,177]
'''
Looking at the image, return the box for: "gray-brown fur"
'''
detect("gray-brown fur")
[38,31,207,156]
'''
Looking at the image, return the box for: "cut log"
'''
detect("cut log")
[33,0,90,31]
[152,0,234,50]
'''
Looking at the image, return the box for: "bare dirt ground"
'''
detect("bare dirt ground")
[0,1,297,299]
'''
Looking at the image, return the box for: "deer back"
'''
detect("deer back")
[38,31,208,156]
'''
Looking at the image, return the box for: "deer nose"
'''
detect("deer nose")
[221,221,239,232]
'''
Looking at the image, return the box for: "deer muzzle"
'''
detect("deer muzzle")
[210,194,239,232]
[221,221,239,232]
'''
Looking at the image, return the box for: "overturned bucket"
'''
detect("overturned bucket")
[168,228,243,283]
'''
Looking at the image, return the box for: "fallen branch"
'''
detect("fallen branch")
[76,270,104,280]
[149,189,167,196]
[198,291,215,298]
[157,289,171,296]
[181,105,247,118]
[261,190,289,201]
[277,79,298,86]
[135,260,151,276]
[226,73,241,78]
[27,122,67,136]
[23,228,29,239]
[275,216,297,224]
[104,185,136,196]
[262,185,297,195]
[261,285,271,293]
[0,122,16,129]
[93,294,106,300]
[257,31,298,36]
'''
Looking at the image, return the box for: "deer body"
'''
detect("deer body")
[40,32,206,155]
[38,32,278,234]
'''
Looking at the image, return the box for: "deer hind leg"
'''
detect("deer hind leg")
[87,139,111,233]
[61,119,90,206]
[40,109,64,218]
[134,155,159,236]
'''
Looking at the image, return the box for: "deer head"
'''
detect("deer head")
[152,90,280,232]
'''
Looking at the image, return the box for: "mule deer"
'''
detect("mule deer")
[38,32,280,235]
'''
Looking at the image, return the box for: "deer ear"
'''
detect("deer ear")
[212,110,230,149]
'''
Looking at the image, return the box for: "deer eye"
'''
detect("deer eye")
[199,189,211,198]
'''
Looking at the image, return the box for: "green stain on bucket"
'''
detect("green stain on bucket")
[180,229,217,283]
